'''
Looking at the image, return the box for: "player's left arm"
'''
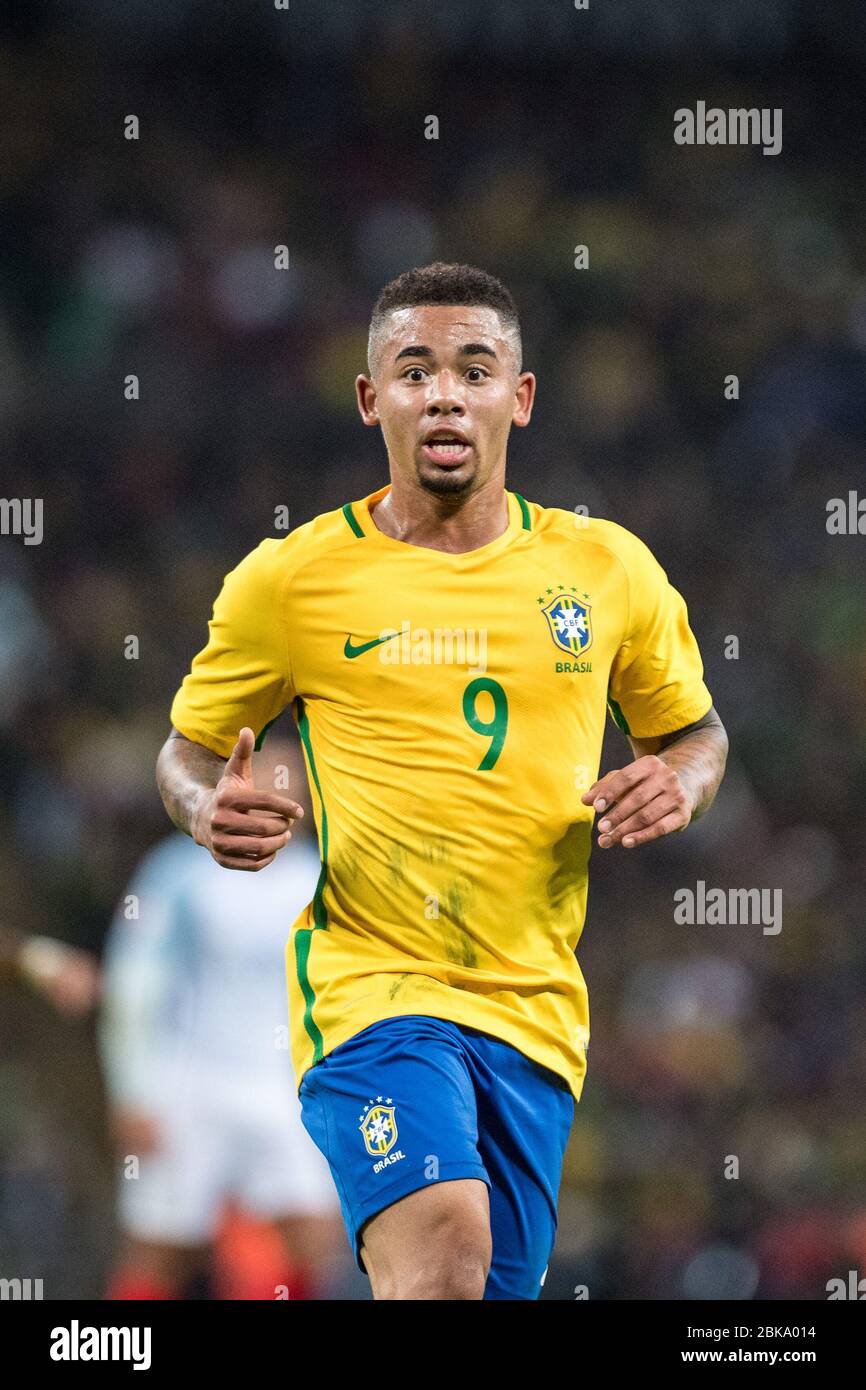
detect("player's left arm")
[580,704,729,849]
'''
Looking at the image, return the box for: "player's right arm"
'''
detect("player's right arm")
[157,539,304,871]
[156,725,304,872]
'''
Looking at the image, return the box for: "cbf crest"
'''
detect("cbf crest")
[359,1099,398,1156]
[541,593,593,657]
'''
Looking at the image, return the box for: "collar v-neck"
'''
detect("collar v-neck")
[342,484,530,562]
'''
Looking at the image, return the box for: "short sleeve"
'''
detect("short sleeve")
[607,536,712,740]
[170,540,293,759]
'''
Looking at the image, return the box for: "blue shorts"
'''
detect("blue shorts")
[298,1014,575,1300]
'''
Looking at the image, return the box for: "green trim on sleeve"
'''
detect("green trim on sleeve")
[607,693,631,736]
[254,715,281,751]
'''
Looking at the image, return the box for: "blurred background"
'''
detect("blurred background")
[1,0,866,1300]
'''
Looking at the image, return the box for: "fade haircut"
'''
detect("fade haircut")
[367,261,523,377]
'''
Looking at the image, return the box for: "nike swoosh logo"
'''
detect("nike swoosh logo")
[344,633,396,659]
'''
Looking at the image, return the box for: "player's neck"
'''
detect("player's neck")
[371,478,509,554]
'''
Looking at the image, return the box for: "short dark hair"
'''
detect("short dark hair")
[367,261,522,375]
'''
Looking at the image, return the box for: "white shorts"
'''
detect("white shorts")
[117,1065,338,1245]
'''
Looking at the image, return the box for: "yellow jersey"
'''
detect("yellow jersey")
[170,484,713,1101]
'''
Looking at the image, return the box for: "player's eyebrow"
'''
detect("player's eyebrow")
[394,342,499,362]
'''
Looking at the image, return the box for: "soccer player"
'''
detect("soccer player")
[157,262,729,1300]
[102,737,343,1300]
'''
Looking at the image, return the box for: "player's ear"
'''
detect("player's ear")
[356,373,380,426]
[512,371,536,428]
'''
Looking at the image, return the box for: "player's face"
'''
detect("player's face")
[356,305,535,498]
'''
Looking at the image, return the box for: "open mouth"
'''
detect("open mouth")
[421,437,473,465]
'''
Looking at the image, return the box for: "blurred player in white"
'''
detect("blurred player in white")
[99,734,343,1300]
